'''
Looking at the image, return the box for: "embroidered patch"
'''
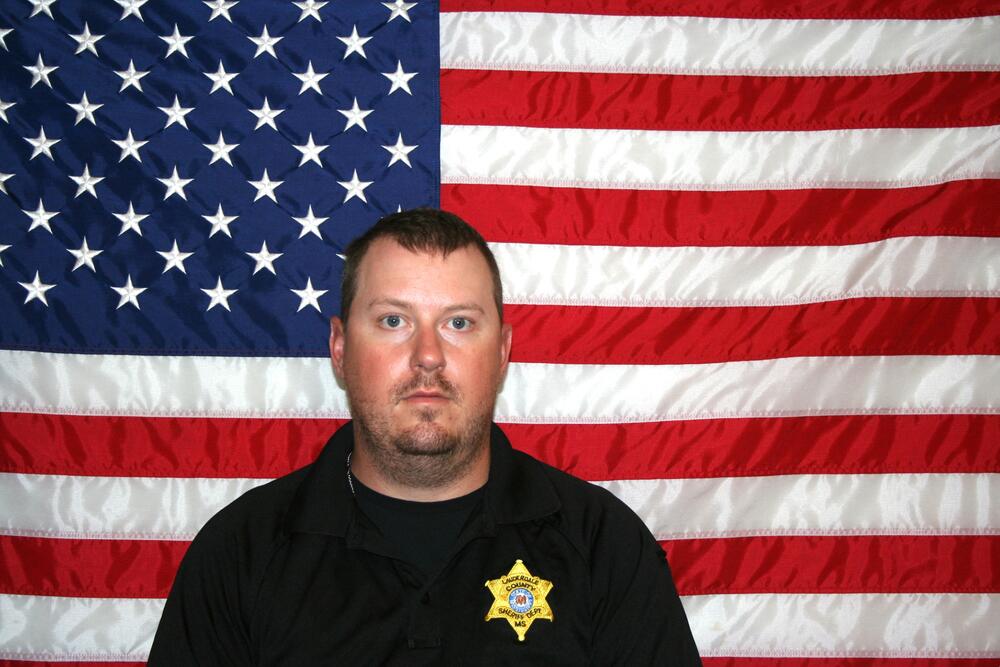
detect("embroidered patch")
[484,559,554,641]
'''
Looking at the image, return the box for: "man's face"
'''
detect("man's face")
[330,238,511,486]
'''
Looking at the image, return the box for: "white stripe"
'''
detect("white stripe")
[441,125,1000,190]
[683,593,1000,658]
[2,352,997,422]
[1,593,997,660]
[490,236,1000,307]
[596,473,1000,540]
[1,472,995,540]
[440,13,1000,76]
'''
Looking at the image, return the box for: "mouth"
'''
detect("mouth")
[403,391,449,401]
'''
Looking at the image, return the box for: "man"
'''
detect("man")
[149,208,701,665]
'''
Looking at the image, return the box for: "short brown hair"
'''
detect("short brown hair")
[339,208,503,324]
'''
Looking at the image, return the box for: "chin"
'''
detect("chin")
[394,421,457,457]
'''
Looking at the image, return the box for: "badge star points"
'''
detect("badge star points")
[203,204,237,237]
[25,126,59,160]
[246,241,282,275]
[382,60,416,95]
[67,238,102,272]
[19,271,56,306]
[383,133,416,167]
[249,97,284,130]
[113,129,147,162]
[383,0,417,22]
[293,60,328,95]
[24,53,58,88]
[204,0,237,22]
[23,200,58,233]
[484,560,554,642]
[116,0,148,21]
[204,131,238,165]
[293,132,328,167]
[115,59,149,92]
[291,277,326,312]
[338,169,372,204]
[158,166,193,200]
[160,24,194,58]
[202,277,238,312]
[249,168,282,202]
[28,0,57,19]
[293,205,327,239]
[68,91,102,125]
[111,275,146,310]
[338,25,371,59]
[70,22,104,56]
[205,60,238,94]
[114,201,149,236]
[69,163,104,198]
[157,240,194,273]
[0,98,14,123]
[249,25,282,58]
[158,94,194,129]
[338,97,372,132]
[293,0,326,21]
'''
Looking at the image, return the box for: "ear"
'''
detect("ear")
[499,321,513,376]
[330,316,346,381]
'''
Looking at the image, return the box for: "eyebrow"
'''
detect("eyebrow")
[367,298,486,315]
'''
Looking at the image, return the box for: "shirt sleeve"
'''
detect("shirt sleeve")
[588,493,702,666]
[147,518,255,666]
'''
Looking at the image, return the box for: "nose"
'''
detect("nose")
[411,322,445,373]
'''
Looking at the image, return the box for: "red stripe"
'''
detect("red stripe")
[3,534,995,598]
[701,660,1000,667]
[665,535,1000,596]
[440,0,1000,19]
[506,298,1000,365]
[442,71,1000,131]
[441,180,1000,247]
[3,414,997,480]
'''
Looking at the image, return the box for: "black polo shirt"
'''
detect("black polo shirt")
[148,423,701,665]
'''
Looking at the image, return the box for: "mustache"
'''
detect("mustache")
[392,373,458,402]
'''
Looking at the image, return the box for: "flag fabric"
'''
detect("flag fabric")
[1,0,999,663]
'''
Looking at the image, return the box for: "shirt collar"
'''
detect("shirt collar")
[283,421,561,537]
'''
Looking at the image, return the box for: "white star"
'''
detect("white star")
[293,0,326,21]
[23,200,58,233]
[25,127,59,160]
[383,60,416,95]
[115,59,149,92]
[111,275,146,310]
[338,25,371,59]
[293,133,328,167]
[382,0,417,22]
[291,277,327,313]
[19,271,56,306]
[0,28,11,50]
[291,278,330,313]
[338,169,372,204]
[24,54,57,88]
[204,131,238,165]
[113,129,147,162]
[116,0,148,20]
[69,163,104,198]
[338,97,372,132]
[205,60,238,94]
[249,169,283,202]
[249,97,284,131]
[293,205,328,239]
[293,61,328,95]
[67,238,102,272]
[70,22,104,56]
[68,91,102,125]
[246,241,282,275]
[202,204,238,237]
[160,24,194,58]
[114,201,149,236]
[249,25,282,58]
[158,95,194,129]
[157,240,194,273]
[204,0,237,21]
[28,0,57,19]
[0,98,13,122]
[202,277,238,311]
[0,243,10,266]
[158,166,193,200]
[382,133,417,167]
[0,172,12,195]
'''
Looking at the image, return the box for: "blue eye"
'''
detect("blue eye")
[450,317,469,330]
[381,315,402,328]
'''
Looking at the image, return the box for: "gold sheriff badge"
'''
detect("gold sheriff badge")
[484,560,554,641]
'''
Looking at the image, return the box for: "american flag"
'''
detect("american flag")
[1,0,999,663]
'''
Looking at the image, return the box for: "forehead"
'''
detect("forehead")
[354,238,495,308]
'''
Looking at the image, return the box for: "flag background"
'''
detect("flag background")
[1,0,999,663]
